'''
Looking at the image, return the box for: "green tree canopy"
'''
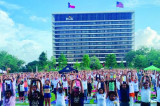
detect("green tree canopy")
[0,51,24,73]
[105,54,117,68]
[26,60,39,72]
[119,61,125,68]
[58,54,67,69]
[133,55,147,69]
[81,54,90,68]
[45,56,57,71]
[73,60,80,70]
[38,52,47,70]
[90,56,102,70]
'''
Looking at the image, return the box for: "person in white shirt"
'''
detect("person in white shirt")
[134,76,139,102]
[56,82,66,106]
[151,72,156,91]
[140,75,151,106]
[82,75,88,102]
[157,74,160,106]
[62,75,68,97]
[96,80,107,106]
[106,91,119,106]
[53,77,59,100]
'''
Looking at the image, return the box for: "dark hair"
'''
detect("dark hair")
[58,88,63,92]
[98,88,104,93]
[5,90,12,96]
[108,91,117,97]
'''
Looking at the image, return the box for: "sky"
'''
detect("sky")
[0,0,160,64]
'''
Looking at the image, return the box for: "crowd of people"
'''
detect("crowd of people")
[0,69,160,106]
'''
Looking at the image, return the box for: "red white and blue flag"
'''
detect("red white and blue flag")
[116,1,124,8]
[68,2,75,8]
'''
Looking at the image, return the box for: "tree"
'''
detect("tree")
[90,56,102,70]
[133,55,147,69]
[26,60,39,72]
[58,54,67,69]
[0,51,25,73]
[38,52,47,70]
[81,54,90,68]
[125,51,136,67]
[73,60,80,70]
[119,61,125,68]
[45,56,57,71]
[105,54,117,68]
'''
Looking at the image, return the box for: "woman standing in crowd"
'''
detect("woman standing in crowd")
[140,75,152,106]
[96,78,106,106]
[44,79,51,106]
[56,81,66,106]
[70,78,84,106]
[157,74,160,106]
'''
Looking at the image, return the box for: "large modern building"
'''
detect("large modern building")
[52,11,135,63]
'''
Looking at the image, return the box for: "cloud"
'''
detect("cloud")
[0,9,52,64]
[30,15,48,22]
[0,1,22,10]
[124,0,160,8]
[135,27,160,50]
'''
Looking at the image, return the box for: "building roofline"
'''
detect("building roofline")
[52,11,135,15]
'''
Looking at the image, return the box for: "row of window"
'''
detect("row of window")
[54,21,132,25]
[54,13,133,21]
[55,45,132,50]
[55,37,132,42]
[55,33,133,38]
[56,54,125,58]
[55,41,132,46]
[55,29,132,34]
[54,25,132,30]
[55,50,131,54]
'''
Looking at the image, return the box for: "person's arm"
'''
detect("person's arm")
[148,76,152,88]
[103,80,107,93]
[96,81,99,92]
[140,76,144,89]
[70,80,74,94]
[157,74,159,87]
[79,79,84,93]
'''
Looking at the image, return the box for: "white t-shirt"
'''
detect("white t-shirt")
[97,93,106,106]
[134,82,139,92]
[157,87,160,102]
[42,78,45,85]
[53,79,59,88]
[56,92,66,106]
[129,82,134,93]
[116,80,120,90]
[0,87,1,100]
[151,74,156,80]
[20,84,24,92]
[62,80,68,88]
[13,80,16,90]
[141,88,151,102]
[82,80,87,90]
[106,97,119,106]
[27,79,31,86]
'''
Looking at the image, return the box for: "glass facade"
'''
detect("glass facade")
[52,11,135,63]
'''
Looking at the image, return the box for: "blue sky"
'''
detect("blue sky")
[0,0,160,63]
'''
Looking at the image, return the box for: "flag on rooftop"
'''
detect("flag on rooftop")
[68,2,75,9]
[116,1,124,8]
